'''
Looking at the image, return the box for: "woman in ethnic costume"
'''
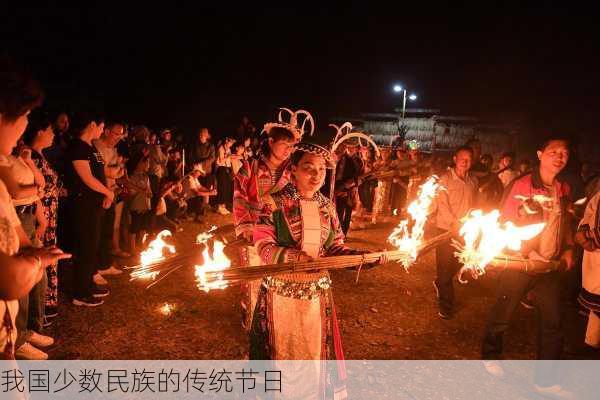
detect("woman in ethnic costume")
[234,108,312,331]
[251,142,386,399]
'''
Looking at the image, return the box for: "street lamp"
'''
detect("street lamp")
[392,84,419,145]
[392,84,418,118]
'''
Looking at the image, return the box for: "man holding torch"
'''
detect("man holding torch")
[482,136,575,398]
[432,145,478,319]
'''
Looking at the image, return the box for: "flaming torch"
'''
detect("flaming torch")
[387,176,443,269]
[129,230,176,281]
[129,226,217,289]
[195,240,231,292]
[453,209,551,282]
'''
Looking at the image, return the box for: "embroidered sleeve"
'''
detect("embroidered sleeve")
[254,211,301,264]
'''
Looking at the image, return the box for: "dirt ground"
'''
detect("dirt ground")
[47,213,598,360]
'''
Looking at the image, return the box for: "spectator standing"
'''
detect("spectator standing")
[215,137,237,215]
[65,113,112,307]
[23,115,61,321]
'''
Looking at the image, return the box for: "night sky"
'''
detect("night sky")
[3,5,598,138]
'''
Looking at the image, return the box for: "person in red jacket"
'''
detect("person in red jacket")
[482,135,575,398]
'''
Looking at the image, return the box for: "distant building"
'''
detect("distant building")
[333,109,520,157]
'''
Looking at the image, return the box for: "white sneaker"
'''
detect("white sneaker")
[533,384,575,400]
[483,361,505,377]
[15,342,48,360]
[93,273,108,286]
[98,266,123,276]
[27,331,54,348]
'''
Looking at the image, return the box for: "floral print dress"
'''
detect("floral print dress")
[31,150,60,309]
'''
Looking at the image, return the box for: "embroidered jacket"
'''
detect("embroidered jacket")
[233,156,291,237]
[254,183,361,264]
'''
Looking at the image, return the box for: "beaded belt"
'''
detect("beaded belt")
[263,275,332,300]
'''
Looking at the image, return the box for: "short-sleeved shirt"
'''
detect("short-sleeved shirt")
[216,145,232,168]
[66,139,106,203]
[183,175,203,199]
[0,155,39,206]
[93,138,121,190]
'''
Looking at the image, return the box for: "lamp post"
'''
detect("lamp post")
[393,84,418,146]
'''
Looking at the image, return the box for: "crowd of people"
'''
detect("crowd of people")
[2,54,600,398]
[0,57,262,360]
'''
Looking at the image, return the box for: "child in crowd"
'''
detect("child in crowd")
[125,153,152,254]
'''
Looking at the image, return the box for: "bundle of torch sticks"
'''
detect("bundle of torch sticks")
[195,230,452,291]
[451,240,563,284]
[128,251,198,288]
[129,230,451,290]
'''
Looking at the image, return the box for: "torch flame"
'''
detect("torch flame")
[195,240,231,292]
[196,225,218,244]
[131,230,176,281]
[387,176,441,269]
[456,209,545,281]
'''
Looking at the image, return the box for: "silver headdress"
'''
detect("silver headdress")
[262,107,315,141]
[329,122,381,158]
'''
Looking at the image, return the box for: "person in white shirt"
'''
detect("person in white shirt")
[93,123,128,278]
[575,191,600,348]
[183,164,216,222]
[432,145,478,319]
